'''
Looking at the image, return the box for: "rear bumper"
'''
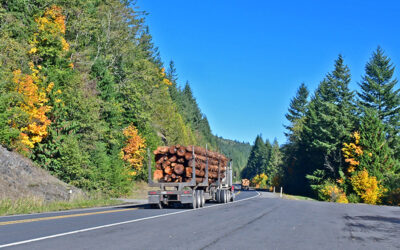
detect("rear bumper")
[148,191,193,204]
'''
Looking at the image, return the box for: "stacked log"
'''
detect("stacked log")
[153,145,229,184]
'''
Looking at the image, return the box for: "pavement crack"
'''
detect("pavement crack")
[199,205,279,250]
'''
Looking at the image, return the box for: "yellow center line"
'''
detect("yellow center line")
[235,191,241,195]
[0,208,138,226]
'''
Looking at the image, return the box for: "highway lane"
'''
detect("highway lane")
[0,190,256,248]
[2,190,400,249]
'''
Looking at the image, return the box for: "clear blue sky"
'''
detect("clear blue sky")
[137,0,400,145]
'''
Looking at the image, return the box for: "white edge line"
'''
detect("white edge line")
[0,191,260,248]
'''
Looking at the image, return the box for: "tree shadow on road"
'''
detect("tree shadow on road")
[344,214,400,247]
[351,215,400,224]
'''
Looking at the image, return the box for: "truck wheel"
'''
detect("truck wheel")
[217,190,222,203]
[196,190,201,208]
[199,190,205,207]
[189,191,197,209]
[219,190,225,203]
[158,202,163,209]
[215,189,220,203]
[224,190,229,203]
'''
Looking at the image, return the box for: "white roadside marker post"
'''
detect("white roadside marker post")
[280,187,283,198]
[273,186,275,193]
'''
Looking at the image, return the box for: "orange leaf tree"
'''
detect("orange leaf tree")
[9,5,70,152]
[121,124,146,177]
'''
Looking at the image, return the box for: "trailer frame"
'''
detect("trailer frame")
[147,146,234,209]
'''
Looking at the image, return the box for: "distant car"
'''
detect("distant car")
[233,184,241,191]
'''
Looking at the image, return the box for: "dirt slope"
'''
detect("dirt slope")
[0,146,84,201]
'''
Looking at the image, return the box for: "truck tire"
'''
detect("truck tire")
[189,191,197,209]
[218,190,224,203]
[200,190,205,207]
[219,190,226,203]
[216,189,221,203]
[224,190,228,203]
[196,190,201,208]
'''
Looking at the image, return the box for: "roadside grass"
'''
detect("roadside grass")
[127,181,152,200]
[0,195,123,216]
[283,194,316,201]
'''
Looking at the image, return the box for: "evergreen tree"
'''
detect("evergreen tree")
[282,83,309,194]
[181,81,203,128]
[265,139,272,163]
[302,55,354,177]
[358,47,400,157]
[285,82,309,140]
[359,108,398,182]
[166,60,181,103]
[241,135,269,179]
[267,139,283,186]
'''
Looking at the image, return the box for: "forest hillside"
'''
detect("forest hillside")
[0,1,250,196]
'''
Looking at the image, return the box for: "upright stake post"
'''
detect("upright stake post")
[217,159,221,188]
[147,148,152,185]
[192,146,196,185]
[280,187,283,198]
[205,144,209,184]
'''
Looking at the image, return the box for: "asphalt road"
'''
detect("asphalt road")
[1,191,400,250]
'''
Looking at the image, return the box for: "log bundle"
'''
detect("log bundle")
[153,145,229,184]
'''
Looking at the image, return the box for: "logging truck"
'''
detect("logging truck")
[241,178,250,190]
[147,146,235,209]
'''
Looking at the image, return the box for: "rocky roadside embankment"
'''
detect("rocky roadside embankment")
[0,146,84,201]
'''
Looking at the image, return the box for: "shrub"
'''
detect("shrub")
[351,169,385,205]
[320,181,348,203]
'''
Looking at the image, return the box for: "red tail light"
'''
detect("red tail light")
[183,190,191,194]
[149,191,157,195]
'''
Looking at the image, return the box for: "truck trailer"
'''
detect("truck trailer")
[147,147,235,209]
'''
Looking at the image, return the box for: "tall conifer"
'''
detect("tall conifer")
[358,47,400,157]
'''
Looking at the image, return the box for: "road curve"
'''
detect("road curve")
[1,191,400,249]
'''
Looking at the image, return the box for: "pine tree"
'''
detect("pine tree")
[166,60,181,103]
[358,47,400,157]
[181,81,203,129]
[267,139,283,186]
[302,55,354,177]
[328,54,356,133]
[241,135,269,179]
[285,83,309,141]
[359,108,398,182]
[265,139,272,163]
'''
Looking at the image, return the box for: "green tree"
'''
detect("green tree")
[285,82,309,141]
[302,55,354,177]
[242,135,269,179]
[359,108,398,183]
[267,139,283,186]
[358,47,400,157]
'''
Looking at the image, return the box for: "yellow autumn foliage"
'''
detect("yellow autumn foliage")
[351,169,385,205]
[121,124,146,176]
[31,5,69,54]
[160,68,172,86]
[321,182,348,203]
[342,131,363,173]
[251,173,268,189]
[12,70,51,149]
